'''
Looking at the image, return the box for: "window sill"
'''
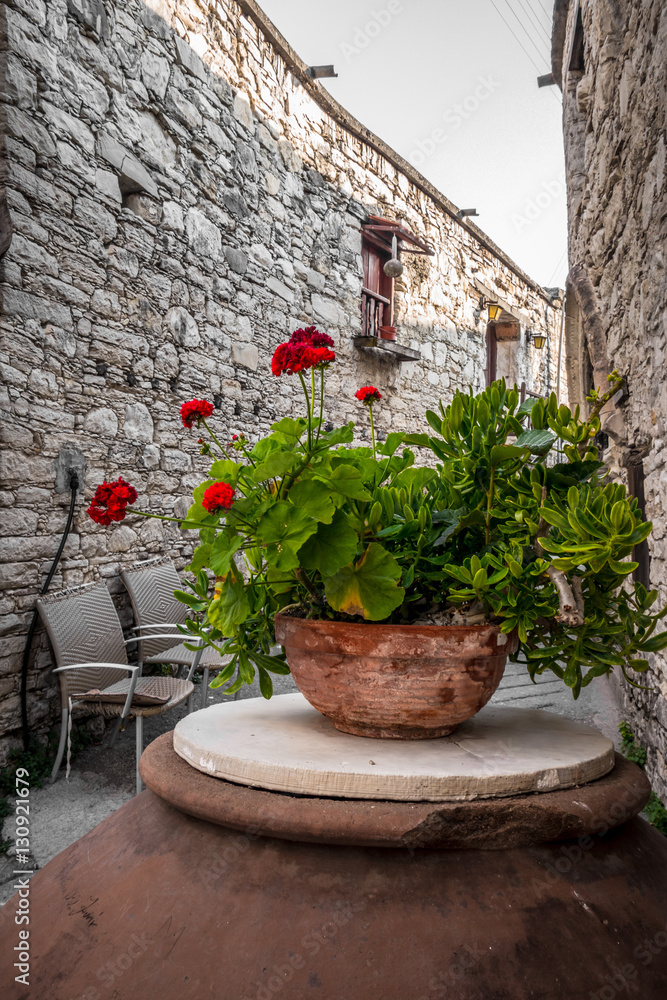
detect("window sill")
[353,336,420,362]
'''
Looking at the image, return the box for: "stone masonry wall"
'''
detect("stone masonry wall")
[557,0,667,794]
[0,0,561,758]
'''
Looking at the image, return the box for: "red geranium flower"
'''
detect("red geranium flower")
[87,477,138,525]
[355,385,382,405]
[271,342,336,377]
[290,326,335,349]
[202,482,235,513]
[181,399,214,429]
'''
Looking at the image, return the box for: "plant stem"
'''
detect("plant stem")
[369,403,377,460]
[298,372,312,450]
[310,368,316,420]
[485,466,495,544]
[315,368,325,445]
[201,419,226,454]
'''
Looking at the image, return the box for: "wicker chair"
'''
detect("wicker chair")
[121,556,233,711]
[37,581,194,794]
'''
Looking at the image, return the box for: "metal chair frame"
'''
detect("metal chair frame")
[37,582,194,794]
[121,557,232,710]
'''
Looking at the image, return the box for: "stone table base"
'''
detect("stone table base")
[173,693,615,801]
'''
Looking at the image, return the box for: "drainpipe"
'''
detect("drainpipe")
[556,290,566,401]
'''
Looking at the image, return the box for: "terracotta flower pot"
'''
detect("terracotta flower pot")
[273,613,518,739]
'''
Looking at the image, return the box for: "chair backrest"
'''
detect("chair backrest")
[121,556,187,660]
[37,582,128,698]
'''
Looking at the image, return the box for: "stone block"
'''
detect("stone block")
[311,294,341,326]
[225,247,248,274]
[233,92,254,130]
[185,208,222,259]
[223,188,249,218]
[141,50,170,99]
[96,133,159,198]
[267,276,294,303]
[84,407,119,437]
[107,525,138,553]
[165,306,200,348]
[174,34,208,82]
[0,509,39,536]
[5,106,56,157]
[67,0,109,39]
[123,403,154,443]
[0,52,37,110]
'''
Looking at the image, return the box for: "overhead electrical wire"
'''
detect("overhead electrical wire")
[488,0,543,72]
[515,0,553,47]
[501,0,549,66]
[488,0,562,105]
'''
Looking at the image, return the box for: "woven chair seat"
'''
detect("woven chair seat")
[144,641,233,671]
[72,676,194,718]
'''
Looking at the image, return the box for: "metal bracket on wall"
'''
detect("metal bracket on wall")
[353,337,421,362]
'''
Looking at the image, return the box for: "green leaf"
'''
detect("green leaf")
[324,543,405,620]
[299,509,359,577]
[287,479,335,523]
[638,633,667,652]
[607,558,638,575]
[379,433,406,457]
[315,422,355,449]
[251,451,299,483]
[186,543,212,573]
[513,429,557,454]
[208,459,244,486]
[269,417,308,445]
[391,467,437,491]
[490,444,527,465]
[426,409,444,435]
[207,575,250,633]
[209,533,244,576]
[257,665,273,699]
[256,502,319,571]
[173,589,207,612]
[315,464,372,501]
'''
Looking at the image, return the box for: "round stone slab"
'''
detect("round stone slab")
[173,693,615,801]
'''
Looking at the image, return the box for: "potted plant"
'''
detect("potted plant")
[88,328,667,739]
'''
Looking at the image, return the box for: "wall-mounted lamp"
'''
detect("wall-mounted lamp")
[527,330,547,350]
[457,208,479,220]
[306,65,338,79]
[488,303,503,322]
[383,235,403,278]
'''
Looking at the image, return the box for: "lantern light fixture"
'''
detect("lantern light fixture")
[527,330,547,350]
[488,303,502,322]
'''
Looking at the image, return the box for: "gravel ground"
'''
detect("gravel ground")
[0,660,622,907]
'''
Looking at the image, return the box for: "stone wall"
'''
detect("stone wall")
[0,0,561,758]
[555,0,667,794]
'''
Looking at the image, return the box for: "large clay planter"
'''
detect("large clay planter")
[273,614,518,739]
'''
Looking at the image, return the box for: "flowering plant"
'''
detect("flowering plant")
[89,330,667,699]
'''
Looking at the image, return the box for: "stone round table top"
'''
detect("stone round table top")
[173,693,615,802]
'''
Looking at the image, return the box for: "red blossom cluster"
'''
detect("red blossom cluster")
[180,399,214,429]
[355,385,382,405]
[289,326,335,349]
[271,327,336,377]
[87,477,138,526]
[202,481,235,514]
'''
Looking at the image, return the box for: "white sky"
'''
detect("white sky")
[257,0,567,290]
